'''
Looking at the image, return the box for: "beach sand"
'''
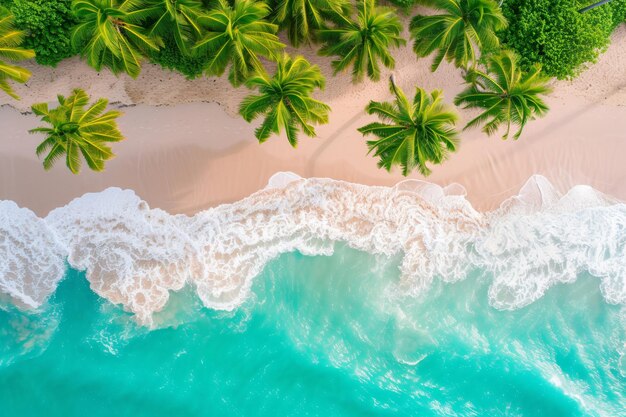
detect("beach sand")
[1,23,625,216]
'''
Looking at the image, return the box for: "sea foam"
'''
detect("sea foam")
[1,173,625,325]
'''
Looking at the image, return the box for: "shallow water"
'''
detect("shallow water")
[1,175,626,416]
[1,245,624,417]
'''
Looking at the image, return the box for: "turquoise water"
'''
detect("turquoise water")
[1,245,624,417]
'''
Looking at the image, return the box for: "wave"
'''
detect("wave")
[1,173,625,325]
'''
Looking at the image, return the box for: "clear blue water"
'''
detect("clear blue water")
[1,245,624,417]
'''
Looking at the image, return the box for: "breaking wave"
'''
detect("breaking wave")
[1,173,625,325]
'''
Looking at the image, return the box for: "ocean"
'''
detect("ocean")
[0,174,624,416]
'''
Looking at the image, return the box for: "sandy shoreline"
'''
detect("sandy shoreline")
[1,24,625,216]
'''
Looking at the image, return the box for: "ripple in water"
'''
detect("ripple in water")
[0,174,624,415]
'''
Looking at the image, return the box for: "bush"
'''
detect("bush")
[500,0,621,79]
[148,34,207,79]
[7,0,77,67]
[606,0,626,26]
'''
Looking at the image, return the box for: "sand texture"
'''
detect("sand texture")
[1,21,625,215]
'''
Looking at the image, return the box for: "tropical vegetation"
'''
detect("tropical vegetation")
[0,0,623,174]
[144,0,204,55]
[239,54,330,147]
[29,89,125,174]
[7,0,76,66]
[410,0,507,71]
[0,6,34,99]
[270,0,349,47]
[319,0,404,82]
[500,0,626,79]
[454,50,551,140]
[358,77,459,176]
[194,0,284,86]
[71,0,163,78]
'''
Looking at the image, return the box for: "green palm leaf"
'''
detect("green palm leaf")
[410,0,507,71]
[29,89,126,174]
[318,0,405,83]
[454,50,551,140]
[239,54,330,147]
[140,0,203,54]
[71,0,163,78]
[358,77,460,176]
[0,7,34,99]
[269,0,350,47]
[194,0,284,87]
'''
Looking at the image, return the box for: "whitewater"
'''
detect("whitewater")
[1,172,625,323]
[1,173,625,417]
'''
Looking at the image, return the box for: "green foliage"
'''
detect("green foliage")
[606,0,626,26]
[239,54,330,147]
[194,0,284,87]
[358,77,459,176]
[7,0,77,66]
[499,0,622,79]
[30,89,125,174]
[143,0,204,54]
[319,0,405,82]
[0,6,34,99]
[454,50,551,140]
[269,0,350,47]
[410,0,507,71]
[148,33,206,78]
[71,0,163,78]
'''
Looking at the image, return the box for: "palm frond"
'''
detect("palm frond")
[31,89,126,174]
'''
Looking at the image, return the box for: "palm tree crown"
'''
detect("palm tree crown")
[71,0,163,78]
[143,0,204,55]
[358,76,460,176]
[0,6,35,99]
[454,50,551,140]
[30,89,125,174]
[194,0,284,87]
[410,0,507,71]
[270,0,349,47]
[319,0,405,83]
[239,54,330,147]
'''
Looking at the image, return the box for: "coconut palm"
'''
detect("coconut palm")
[410,0,507,71]
[270,0,350,47]
[454,50,551,140]
[318,0,405,83]
[71,0,163,78]
[239,54,330,147]
[143,0,205,54]
[194,0,284,87]
[358,77,459,176]
[0,7,35,99]
[29,89,125,174]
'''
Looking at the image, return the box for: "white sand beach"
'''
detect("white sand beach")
[1,24,625,215]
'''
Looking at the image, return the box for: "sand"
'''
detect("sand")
[1,21,625,216]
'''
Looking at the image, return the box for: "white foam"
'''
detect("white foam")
[46,188,204,324]
[0,201,66,309]
[0,174,625,324]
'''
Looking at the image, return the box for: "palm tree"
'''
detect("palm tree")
[358,76,459,176]
[239,54,330,147]
[318,0,405,83]
[410,0,507,71]
[71,0,163,78]
[194,0,284,87]
[143,0,205,54]
[454,50,551,140]
[29,89,125,174]
[270,0,350,47]
[0,7,35,99]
